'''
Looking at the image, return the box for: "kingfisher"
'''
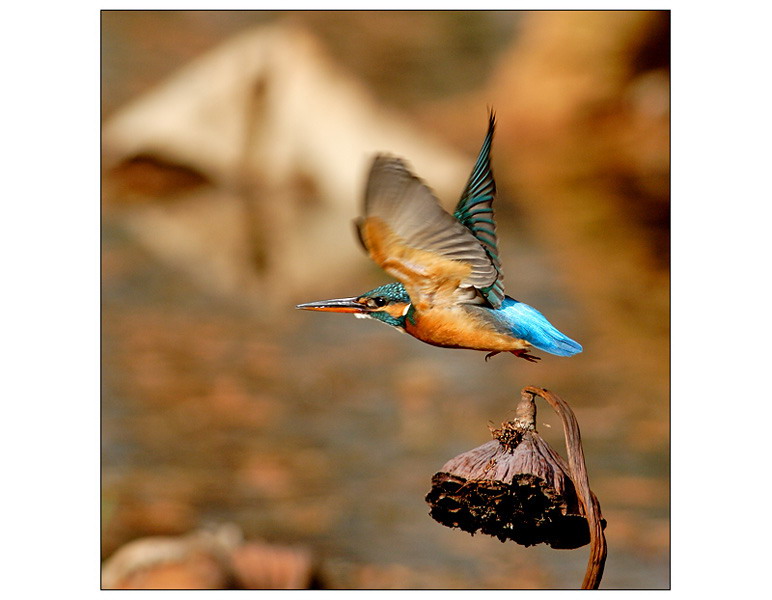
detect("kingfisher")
[296,113,582,362]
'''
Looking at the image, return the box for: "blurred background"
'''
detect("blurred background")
[101,10,669,589]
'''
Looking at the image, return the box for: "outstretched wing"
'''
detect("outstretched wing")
[357,155,500,312]
[453,111,505,307]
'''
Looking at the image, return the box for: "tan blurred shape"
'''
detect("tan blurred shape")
[101,523,314,589]
[102,23,469,305]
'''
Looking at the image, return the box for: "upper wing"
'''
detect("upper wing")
[452,112,505,307]
[357,155,501,311]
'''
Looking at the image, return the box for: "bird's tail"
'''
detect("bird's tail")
[503,299,583,357]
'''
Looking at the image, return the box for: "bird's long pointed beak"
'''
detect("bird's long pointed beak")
[295,296,365,313]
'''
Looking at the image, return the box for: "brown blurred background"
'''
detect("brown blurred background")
[101,10,669,589]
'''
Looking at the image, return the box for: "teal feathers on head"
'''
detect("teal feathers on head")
[356,282,412,328]
[360,282,410,304]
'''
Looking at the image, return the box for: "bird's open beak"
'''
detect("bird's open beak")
[295,297,365,313]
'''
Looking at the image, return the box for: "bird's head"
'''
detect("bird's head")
[296,282,412,328]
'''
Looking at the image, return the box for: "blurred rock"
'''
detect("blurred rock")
[102,23,470,305]
[105,551,228,590]
[231,540,314,590]
[101,523,240,589]
[101,523,314,589]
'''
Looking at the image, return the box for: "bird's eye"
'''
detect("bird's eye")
[368,296,388,309]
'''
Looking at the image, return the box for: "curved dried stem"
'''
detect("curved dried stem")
[522,386,607,590]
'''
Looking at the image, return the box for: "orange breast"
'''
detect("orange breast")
[405,306,530,352]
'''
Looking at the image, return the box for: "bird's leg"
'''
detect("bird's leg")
[511,349,541,363]
[484,351,501,362]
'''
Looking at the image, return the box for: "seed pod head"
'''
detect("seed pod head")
[425,393,605,549]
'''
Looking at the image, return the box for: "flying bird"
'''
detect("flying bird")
[297,113,582,362]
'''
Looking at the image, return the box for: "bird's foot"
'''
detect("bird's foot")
[512,349,541,363]
[484,351,500,362]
